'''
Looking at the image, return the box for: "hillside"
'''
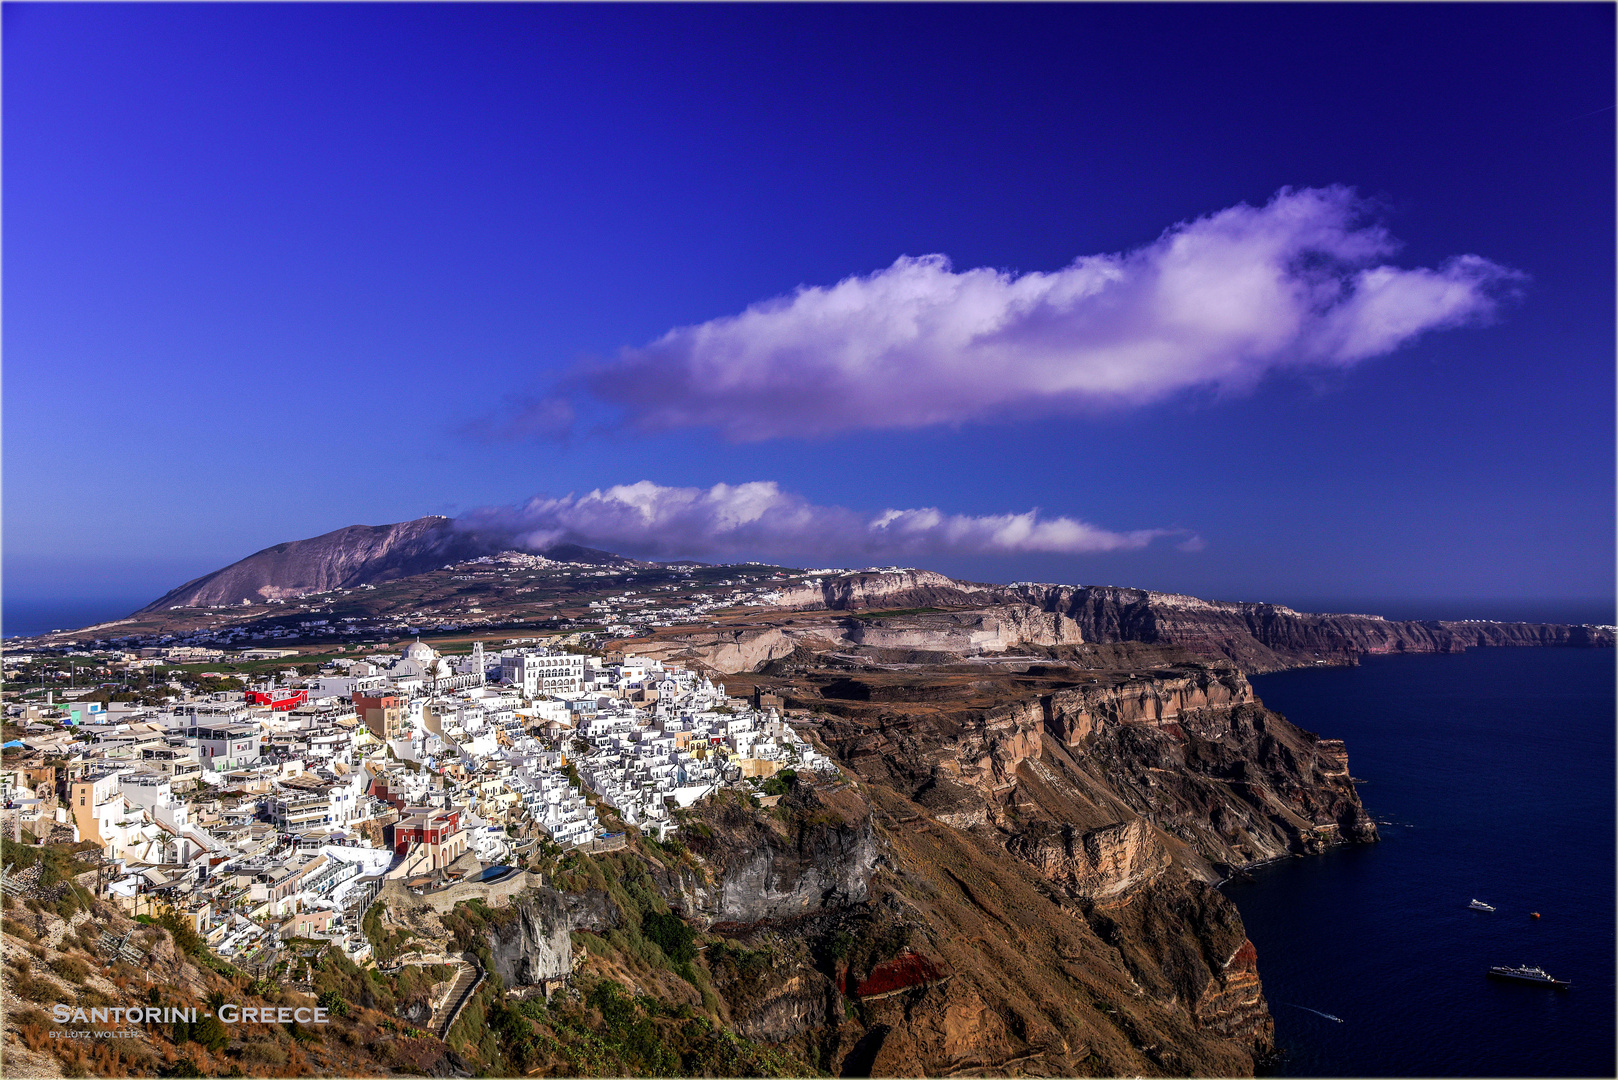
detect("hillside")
[137,518,635,613]
[5,638,1380,1077]
[65,516,1607,671]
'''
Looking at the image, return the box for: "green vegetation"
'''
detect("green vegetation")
[360,900,418,964]
[440,896,523,971]
[640,910,695,964]
[146,908,239,977]
[307,938,450,1015]
[549,849,716,992]
[49,955,90,984]
[1,837,100,882]
[761,768,798,797]
[481,978,813,1077]
[446,980,505,1066]
[0,838,100,920]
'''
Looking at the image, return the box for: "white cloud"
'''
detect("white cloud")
[456,480,1176,560]
[558,187,1520,440]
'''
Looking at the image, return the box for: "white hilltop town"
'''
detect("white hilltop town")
[0,635,831,973]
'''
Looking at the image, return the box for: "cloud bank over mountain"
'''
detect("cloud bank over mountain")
[527,187,1519,441]
[457,480,1180,561]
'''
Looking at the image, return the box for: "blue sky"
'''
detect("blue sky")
[4,2,1614,625]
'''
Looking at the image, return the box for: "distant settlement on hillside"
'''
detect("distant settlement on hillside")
[0,625,830,969]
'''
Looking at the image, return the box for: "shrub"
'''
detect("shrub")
[192,1014,229,1052]
[15,973,65,1004]
[155,911,206,958]
[640,910,696,964]
[50,955,91,984]
[761,769,798,798]
[586,980,635,1032]
[240,1040,288,1066]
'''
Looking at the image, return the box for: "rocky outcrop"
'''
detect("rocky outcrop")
[1074,700,1379,873]
[775,569,997,612]
[1044,663,1254,743]
[750,649,1380,1073]
[485,890,576,987]
[704,951,835,1042]
[620,624,842,674]
[1006,818,1172,900]
[843,605,1082,653]
[621,605,1082,674]
[480,887,621,989]
[1002,584,1613,671]
[1194,937,1272,1054]
[671,784,881,925]
[761,572,1610,673]
[1080,876,1273,1057]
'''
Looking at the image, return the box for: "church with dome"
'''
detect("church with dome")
[385,638,486,693]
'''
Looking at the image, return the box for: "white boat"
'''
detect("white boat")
[1469,899,1496,911]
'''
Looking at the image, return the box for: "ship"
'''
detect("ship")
[1468,899,1495,911]
[1487,965,1570,988]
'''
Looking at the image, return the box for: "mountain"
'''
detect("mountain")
[134,519,1611,665]
[136,516,634,612]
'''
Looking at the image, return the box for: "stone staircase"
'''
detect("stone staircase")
[430,953,484,1039]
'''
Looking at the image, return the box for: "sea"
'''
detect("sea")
[3,598,151,641]
[1228,647,1616,1077]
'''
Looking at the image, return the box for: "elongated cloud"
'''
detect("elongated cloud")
[548,187,1519,440]
[456,480,1176,561]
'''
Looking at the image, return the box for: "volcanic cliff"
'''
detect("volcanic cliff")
[516,628,1377,1076]
[767,572,1611,672]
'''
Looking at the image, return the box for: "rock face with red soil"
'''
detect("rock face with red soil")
[647,642,1387,1075]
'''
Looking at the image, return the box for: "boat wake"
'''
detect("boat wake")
[1282,1003,1344,1023]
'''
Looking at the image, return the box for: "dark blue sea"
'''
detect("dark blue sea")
[2,598,147,640]
[1227,648,1616,1077]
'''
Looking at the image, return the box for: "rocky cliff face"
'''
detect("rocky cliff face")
[806,659,1373,879]
[619,624,840,675]
[1042,664,1254,743]
[621,605,1085,674]
[484,888,621,988]
[665,783,882,925]
[775,569,998,612]
[486,890,575,987]
[844,606,1083,654]
[1001,584,1613,671]
[755,574,1610,673]
[626,651,1382,1075]
[1006,818,1172,901]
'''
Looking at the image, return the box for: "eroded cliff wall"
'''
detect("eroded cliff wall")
[753,572,1611,674]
